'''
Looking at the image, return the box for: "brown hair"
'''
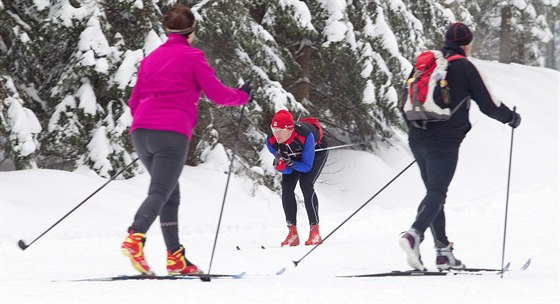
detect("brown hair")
[162,4,196,36]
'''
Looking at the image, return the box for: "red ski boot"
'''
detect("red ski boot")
[167,245,199,275]
[281,225,300,247]
[304,224,322,246]
[121,230,153,275]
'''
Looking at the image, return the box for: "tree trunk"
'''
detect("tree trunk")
[292,39,312,104]
[499,5,512,64]
[545,20,556,69]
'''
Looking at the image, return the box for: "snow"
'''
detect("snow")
[80,50,96,66]
[10,25,31,44]
[433,2,456,22]
[133,0,144,10]
[22,83,47,111]
[1,60,558,303]
[278,0,316,31]
[318,0,349,46]
[362,80,375,104]
[369,7,402,59]
[6,100,41,156]
[78,14,111,56]
[86,127,113,177]
[113,49,144,90]
[48,95,76,132]
[143,30,163,57]
[7,11,32,31]
[54,1,93,27]
[33,0,49,11]
[544,0,560,5]
[94,57,109,74]
[512,0,527,9]
[18,31,30,44]
[2,76,42,159]
[113,106,133,135]
[76,80,97,115]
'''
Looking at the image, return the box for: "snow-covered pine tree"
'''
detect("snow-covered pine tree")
[40,0,166,177]
[261,0,414,147]
[0,75,42,169]
[508,0,554,66]
[1,0,44,170]
[401,0,456,49]
[548,4,560,69]
[5,0,523,194]
[464,0,556,67]
[185,0,302,174]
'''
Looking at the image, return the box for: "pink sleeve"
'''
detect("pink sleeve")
[128,66,143,115]
[193,52,249,106]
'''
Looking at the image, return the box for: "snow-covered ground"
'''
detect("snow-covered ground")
[1,60,558,303]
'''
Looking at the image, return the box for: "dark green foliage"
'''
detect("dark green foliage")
[5,0,521,189]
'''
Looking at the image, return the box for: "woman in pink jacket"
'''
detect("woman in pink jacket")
[121,4,252,276]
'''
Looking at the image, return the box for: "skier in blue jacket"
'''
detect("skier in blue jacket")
[265,110,328,247]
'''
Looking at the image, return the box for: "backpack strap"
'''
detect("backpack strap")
[446,54,465,62]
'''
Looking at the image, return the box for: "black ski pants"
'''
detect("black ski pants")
[281,150,328,226]
[129,129,189,252]
[409,141,460,248]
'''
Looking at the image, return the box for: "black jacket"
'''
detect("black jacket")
[406,42,515,146]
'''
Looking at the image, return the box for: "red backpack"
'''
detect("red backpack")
[298,117,323,143]
[402,50,466,128]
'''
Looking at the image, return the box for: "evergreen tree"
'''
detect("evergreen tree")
[7,0,526,194]
[550,5,560,69]
[402,0,457,49]
[1,0,44,169]
[0,75,41,169]
[464,0,557,67]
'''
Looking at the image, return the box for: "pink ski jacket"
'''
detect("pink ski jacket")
[128,33,249,139]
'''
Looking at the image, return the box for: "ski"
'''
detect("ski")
[453,262,511,273]
[235,245,266,250]
[338,270,447,278]
[520,258,531,270]
[453,258,531,273]
[67,271,246,282]
[337,261,522,278]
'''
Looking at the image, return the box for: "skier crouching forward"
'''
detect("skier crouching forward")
[121,4,251,275]
[265,110,329,246]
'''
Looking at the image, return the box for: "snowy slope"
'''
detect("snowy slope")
[1,60,558,304]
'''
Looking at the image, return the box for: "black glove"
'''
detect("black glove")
[508,112,521,129]
[277,150,293,166]
[240,81,253,96]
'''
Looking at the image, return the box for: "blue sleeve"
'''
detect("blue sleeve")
[265,139,276,155]
[291,133,315,173]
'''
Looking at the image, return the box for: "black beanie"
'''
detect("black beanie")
[445,22,473,46]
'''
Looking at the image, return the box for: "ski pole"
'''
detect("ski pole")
[18,157,140,251]
[292,159,416,267]
[500,107,516,278]
[205,100,248,281]
[288,140,374,156]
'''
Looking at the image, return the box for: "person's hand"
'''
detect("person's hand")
[240,81,253,96]
[277,150,293,166]
[508,112,521,129]
[275,159,288,171]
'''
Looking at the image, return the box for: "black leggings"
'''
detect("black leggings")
[130,129,189,251]
[281,150,328,226]
[410,142,459,248]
